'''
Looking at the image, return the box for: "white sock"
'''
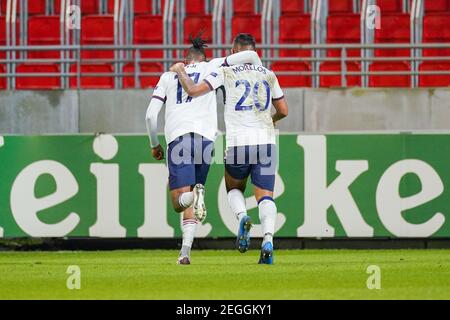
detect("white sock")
[227,189,247,222]
[258,198,277,246]
[178,192,194,209]
[180,218,197,257]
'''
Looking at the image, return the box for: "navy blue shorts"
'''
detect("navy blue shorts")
[224,144,277,192]
[167,133,214,191]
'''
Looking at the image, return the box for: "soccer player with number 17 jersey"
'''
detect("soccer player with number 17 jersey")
[146,35,262,265]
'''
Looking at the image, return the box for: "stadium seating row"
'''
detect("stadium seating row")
[3,0,450,16]
[0,63,162,89]
[1,0,450,88]
[2,60,449,89]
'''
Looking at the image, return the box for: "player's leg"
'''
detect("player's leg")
[191,134,214,222]
[167,134,198,264]
[224,146,253,253]
[251,144,277,265]
[254,187,276,264]
[170,187,194,213]
[178,205,197,265]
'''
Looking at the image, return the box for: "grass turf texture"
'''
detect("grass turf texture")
[0,249,449,300]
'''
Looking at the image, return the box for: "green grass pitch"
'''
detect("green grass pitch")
[0,249,449,300]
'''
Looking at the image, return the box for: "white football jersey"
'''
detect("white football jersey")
[204,64,284,148]
[152,58,225,144]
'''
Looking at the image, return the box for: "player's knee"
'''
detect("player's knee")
[257,196,276,207]
[170,195,185,213]
[173,205,185,213]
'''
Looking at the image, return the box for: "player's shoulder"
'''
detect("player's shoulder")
[160,71,175,82]
[207,57,225,66]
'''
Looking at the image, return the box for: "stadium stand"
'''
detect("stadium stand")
[1,0,450,89]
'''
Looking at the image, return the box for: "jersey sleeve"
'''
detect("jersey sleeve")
[204,68,225,91]
[224,50,262,66]
[152,73,169,102]
[207,58,226,71]
[271,73,285,101]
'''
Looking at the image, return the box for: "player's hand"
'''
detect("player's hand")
[169,62,185,73]
[152,145,165,161]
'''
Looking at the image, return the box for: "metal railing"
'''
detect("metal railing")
[1,43,450,89]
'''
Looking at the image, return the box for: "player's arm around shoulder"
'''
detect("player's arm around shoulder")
[271,71,289,126]
[170,63,213,98]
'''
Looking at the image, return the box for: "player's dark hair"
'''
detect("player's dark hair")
[186,32,208,62]
[233,33,256,50]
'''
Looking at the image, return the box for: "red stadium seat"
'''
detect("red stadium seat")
[123,63,163,88]
[327,14,360,58]
[1,0,46,15]
[271,62,311,87]
[55,0,99,14]
[69,64,115,89]
[186,0,206,16]
[419,62,450,87]
[183,15,213,57]
[279,15,311,57]
[423,14,450,57]
[319,62,361,87]
[376,0,403,12]
[424,0,449,12]
[134,15,163,58]
[107,0,153,14]
[233,0,254,15]
[374,14,410,57]
[281,0,304,14]
[329,0,353,14]
[232,15,261,42]
[0,64,5,89]
[81,15,115,59]
[28,16,61,59]
[16,64,60,89]
[369,62,410,87]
